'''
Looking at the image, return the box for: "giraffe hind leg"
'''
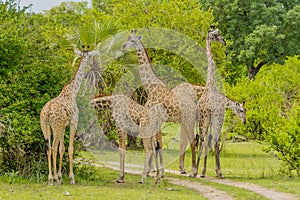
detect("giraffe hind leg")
[41,120,53,186]
[44,138,53,185]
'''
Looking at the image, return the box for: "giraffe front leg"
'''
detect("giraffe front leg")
[146,153,154,176]
[68,124,76,185]
[57,142,65,184]
[117,130,126,183]
[140,138,151,184]
[57,131,65,184]
[199,117,210,178]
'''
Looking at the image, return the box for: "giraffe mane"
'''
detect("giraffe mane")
[62,56,85,91]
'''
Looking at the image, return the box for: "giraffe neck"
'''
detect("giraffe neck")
[206,35,217,90]
[135,42,166,88]
[61,56,87,99]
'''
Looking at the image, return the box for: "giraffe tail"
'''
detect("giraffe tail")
[195,107,200,149]
[44,138,51,156]
[208,122,213,150]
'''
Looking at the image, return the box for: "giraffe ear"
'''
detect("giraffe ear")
[74,50,81,56]
[88,51,97,57]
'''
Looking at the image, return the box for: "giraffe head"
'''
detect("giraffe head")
[122,30,142,50]
[232,100,246,124]
[208,26,226,45]
[75,45,97,65]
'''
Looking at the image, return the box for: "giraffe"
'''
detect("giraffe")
[197,26,228,178]
[122,30,199,177]
[40,47,97,185]
[198,94,246,177]
[91,94,167,184]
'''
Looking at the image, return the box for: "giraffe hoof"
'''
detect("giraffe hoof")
[217,175,224,179]
[200,175,205,178]
[189,174,197,178]
[117,179,125,183]
[180,171,187,174]
[69,180,76,185]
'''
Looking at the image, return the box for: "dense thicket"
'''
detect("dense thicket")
[0,0,299,177]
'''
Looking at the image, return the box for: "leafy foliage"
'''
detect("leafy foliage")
[201,0,300,79]
[0,0,299,178]
[225,56,300,175]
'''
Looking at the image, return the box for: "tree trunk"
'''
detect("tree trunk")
[247,61,267,79]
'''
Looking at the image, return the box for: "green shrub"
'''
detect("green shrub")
[225,56,300,175]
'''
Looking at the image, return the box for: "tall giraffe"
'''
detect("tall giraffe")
[197,26,228,178]
[122,30,199,177]
[91,94,167,184]
[40,48,97,185]
[198,94,246,177]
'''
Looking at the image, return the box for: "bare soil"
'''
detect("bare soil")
[99,161,299,200]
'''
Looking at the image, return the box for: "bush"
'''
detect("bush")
[225,56,300,175]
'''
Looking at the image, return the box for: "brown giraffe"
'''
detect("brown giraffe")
[197,26,228,178]
[122,30,199,177]
[40,48,97,185]
[91,94,167,184]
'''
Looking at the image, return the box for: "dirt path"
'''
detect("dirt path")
[162,168,298,200]
[101,161,234,200]
[206,177,298,200]
[167,177,234,200]
[99,161,299,200]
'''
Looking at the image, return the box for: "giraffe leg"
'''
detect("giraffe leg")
[41,122,53,186]
[183,123,197,178]
[179,125,188,174]
[57,130,65,184]
[146,153,154,176]
[198,115,210,178]
[214,117,224,179]
[189,136,198,177]
[52,137,59,184]
[117,130,126,183]
[151,136,160,184]
[201,139,209,178]
[156,131,164,179]
[68,123,77,185]
[214,138,223,178]
[140,137,151,184]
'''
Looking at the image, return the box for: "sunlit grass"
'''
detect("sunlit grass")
[1,123,299,199]
[0,167,202,200]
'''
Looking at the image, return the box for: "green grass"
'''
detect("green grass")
[165,141,300,198]
[0,123,299,199]
[0,167,202,200]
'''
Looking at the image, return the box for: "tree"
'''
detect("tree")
[93,0,218,85]
[0,0,89,176]
[225,56,300,175]
[201,0,300,79]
